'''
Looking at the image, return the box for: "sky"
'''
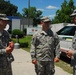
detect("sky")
[9,0,76,19]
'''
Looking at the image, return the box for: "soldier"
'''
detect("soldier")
[66,9,76,75]
[0,14,14,75]
[30,16,61,75]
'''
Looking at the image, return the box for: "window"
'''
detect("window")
[57,26,76,36]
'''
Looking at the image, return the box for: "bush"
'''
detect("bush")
[19,42,28,48]
[12,29,24,38]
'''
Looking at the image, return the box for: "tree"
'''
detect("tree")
[0,0,20,16]
[52,0,76,24]
[22,7,42,26]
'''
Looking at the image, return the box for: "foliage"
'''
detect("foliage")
[0,0,16,16]
[19,42,28,48]
[11,29,24,38]
[0,0,22,16]
[52,0,76,24]
[12,36,32,48]
[22,7,42,26]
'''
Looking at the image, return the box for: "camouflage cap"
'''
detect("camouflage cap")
[0,14,9,20]
[70,9,76,17]
[41,16,51,22]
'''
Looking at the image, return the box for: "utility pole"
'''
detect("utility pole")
[28,0,30,27]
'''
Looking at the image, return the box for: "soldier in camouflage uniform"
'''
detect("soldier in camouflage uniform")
[66,9,76,75]
[0,14,14,75]
[30,16,61,75]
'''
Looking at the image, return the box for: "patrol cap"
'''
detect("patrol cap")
[41,16,51,22]
[0,14,9,20]
[70,9,76,17]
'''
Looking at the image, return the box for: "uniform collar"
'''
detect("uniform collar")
[40,30,47,35]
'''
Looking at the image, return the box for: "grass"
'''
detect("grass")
[55,60,73,74]
[12,36,32,43]
[21,36,32,52]
[12,35,73,74]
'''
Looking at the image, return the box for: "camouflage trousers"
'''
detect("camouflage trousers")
[0,55,12,75]
[35,61,55,75]
[71,59,76,75]
[72,65,76,75]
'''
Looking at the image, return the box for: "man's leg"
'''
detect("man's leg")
[46,61,55,75]
[73,65,76,75]
[35,61,45,75]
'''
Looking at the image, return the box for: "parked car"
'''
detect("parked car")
[56,24,76,57]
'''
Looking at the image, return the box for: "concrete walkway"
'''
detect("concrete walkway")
[12,49,72,75]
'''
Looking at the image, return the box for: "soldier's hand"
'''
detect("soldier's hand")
[32,60,37,64]
[54,57,59,62]
[6,46,13,53]
[9,42,14,49]
[6,42,14,53]
[66,50,73,58]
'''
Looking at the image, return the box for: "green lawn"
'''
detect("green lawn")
[12,35,73,74]
[55,60,73,74]
[21,36,32,52]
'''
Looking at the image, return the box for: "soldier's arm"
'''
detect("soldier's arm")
[66,37,76,58]
[6,42,14,53]
[0,31,14,54]
[0,49,6,54]
[30,35,37,61]
[73,51,76,56]
[54,33,61,58]
[0,41,14,54]
[72,37,76,56]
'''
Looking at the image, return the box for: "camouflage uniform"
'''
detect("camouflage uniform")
[71,31,76,75]
[30,28,61,75]
[0,30,14,75]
